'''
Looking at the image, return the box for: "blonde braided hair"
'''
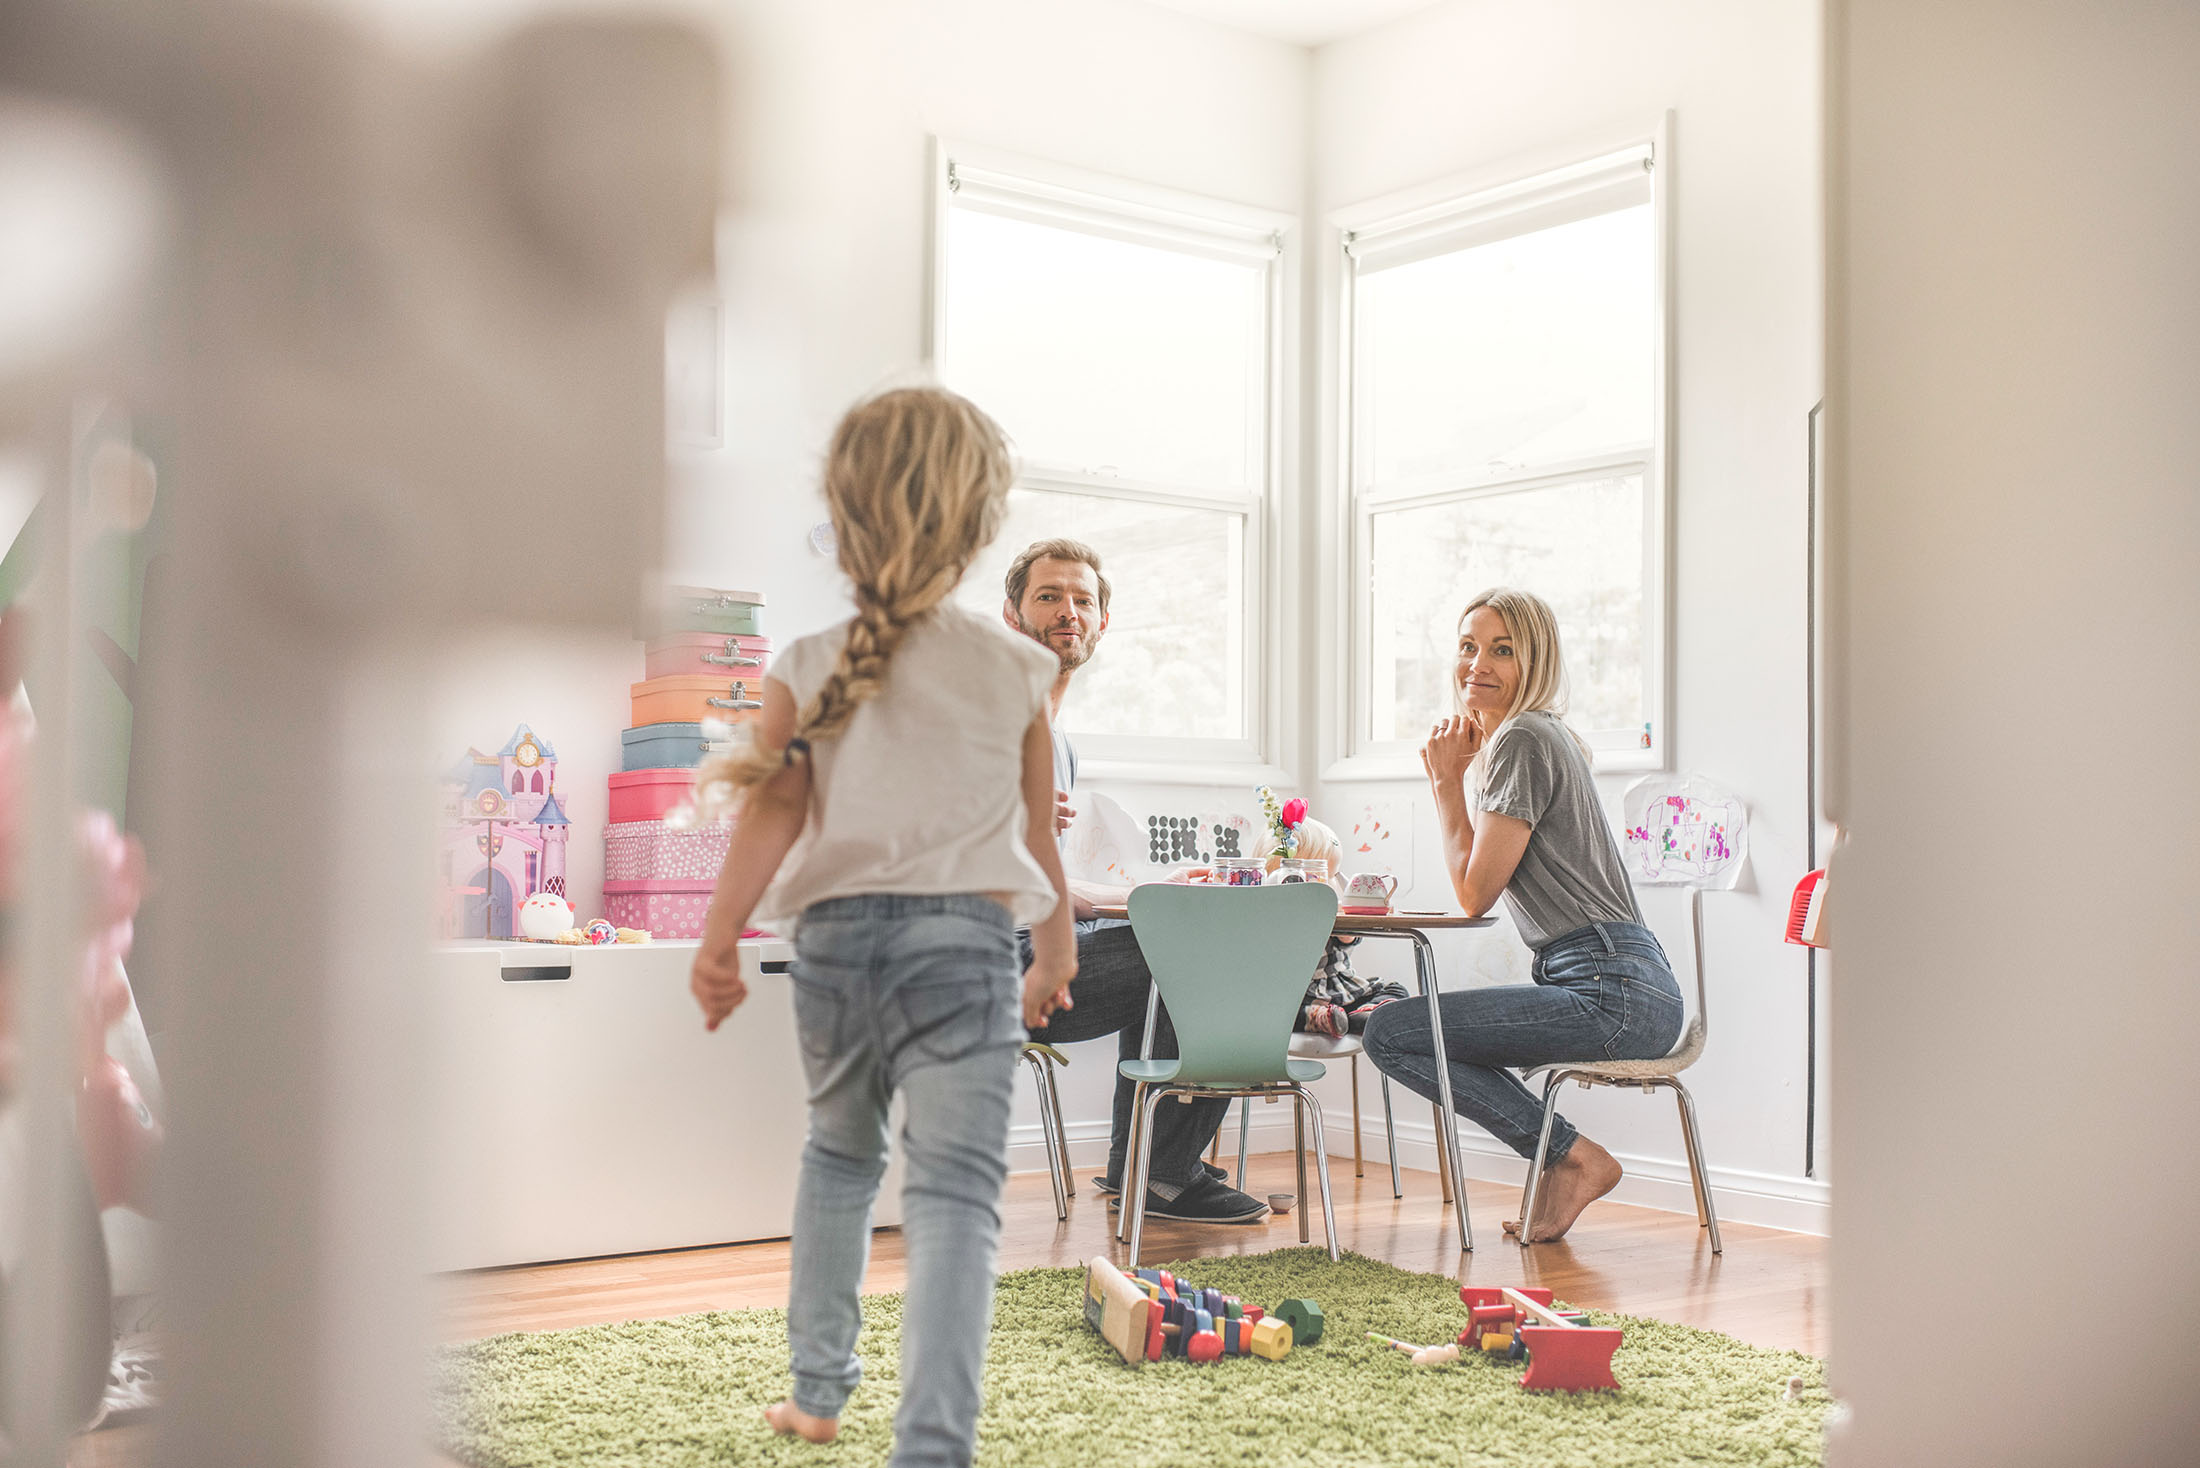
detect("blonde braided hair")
[690,386,1014,820]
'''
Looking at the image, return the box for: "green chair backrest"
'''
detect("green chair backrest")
[1126,882,1339,1087]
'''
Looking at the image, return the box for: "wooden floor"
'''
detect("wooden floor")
[441,1151,1823,1354]
[73,1152,1824,1467]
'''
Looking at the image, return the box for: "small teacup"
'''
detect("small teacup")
[1341,872,1398,913]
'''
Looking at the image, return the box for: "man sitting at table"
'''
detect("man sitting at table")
[1002,538,1266,1224]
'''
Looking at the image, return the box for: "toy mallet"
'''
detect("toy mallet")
[1501,1287,1622,1391]
[1366,1331,1459,1366]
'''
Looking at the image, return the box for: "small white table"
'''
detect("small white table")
[426,937,901,1272]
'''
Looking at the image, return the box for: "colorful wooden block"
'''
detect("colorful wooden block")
[1224,1297,1243,1320]
[1245,1306,1264,1325]
[1249,1317,1293,1362]
[1275,1298,1325,1345]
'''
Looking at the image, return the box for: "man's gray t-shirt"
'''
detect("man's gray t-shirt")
[1473,711,1641,950]
[1051,724,1077,798]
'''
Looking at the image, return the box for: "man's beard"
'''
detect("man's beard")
[1018,615,1099,673]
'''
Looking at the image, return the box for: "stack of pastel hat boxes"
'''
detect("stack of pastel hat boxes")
[602,587,768,939]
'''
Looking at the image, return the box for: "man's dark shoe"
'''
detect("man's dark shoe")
[1141,1173,1269,1224]
[1091,1160,1228,1197]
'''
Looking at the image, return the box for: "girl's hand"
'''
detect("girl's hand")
[1022,960,1076,1030]
[1421,714,1483,786]
[691,942,749,1030]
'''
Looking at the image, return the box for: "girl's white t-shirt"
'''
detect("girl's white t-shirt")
[752,603,1062,934]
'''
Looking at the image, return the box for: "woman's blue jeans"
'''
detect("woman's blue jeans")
[783,894,1024,1468]
[1362,920,1684,1168]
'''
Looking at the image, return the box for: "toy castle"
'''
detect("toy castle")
[438,724,571,939]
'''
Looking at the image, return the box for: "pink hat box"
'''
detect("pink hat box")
[630,673,763,728]
[604,818,731,883]
[643,632,772,681]
[608,768,696,824]
[602,879,716,940]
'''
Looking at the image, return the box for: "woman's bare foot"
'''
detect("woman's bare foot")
[765,1400,839,1444]
[1502,1136,1623,1242]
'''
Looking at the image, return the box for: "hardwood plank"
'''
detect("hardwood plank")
[437,1151,1824,1356]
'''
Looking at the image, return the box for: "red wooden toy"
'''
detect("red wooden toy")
[1502,1287,1622,1392]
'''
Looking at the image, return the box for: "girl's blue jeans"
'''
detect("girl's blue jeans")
[1362,920,1685,1167]
[783,894,1024,1468]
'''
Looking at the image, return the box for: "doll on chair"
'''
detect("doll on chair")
[1251,816,1409,1039]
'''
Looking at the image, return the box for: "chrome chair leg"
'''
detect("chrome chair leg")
[1116,1081,1147,1244]
[1027,1052,1067,1221]
[1671,1076,1723,1254]
[1518,1070,1572,1248]
[1293,1095,1310,1245]
[1351,1054,1364,1178]
[1432,1102,1454,1204]
[1235,1097,1251,1190]
[1379,1074,1403,1199]
[1043,1056,1072,1202]
[1296,1084,1341,1262]
[1126,1084,1171,1267]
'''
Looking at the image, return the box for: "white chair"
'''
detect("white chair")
[1517,887,1722,1253]
[1018,1042,1074,1220]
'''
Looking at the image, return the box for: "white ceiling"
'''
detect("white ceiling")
[1142,0,1448,48]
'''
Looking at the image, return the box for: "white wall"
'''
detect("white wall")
[1307,0,1829,1231]
[409,0,1834,1222]
[656,0,1313,1170]
[1826,0,2200,1460]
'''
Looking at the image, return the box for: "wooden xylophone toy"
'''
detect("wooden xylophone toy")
[1081,1257,1308,1366]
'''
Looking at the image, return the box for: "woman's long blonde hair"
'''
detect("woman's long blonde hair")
[690,386,1014,820]
[1454,587,1590,790]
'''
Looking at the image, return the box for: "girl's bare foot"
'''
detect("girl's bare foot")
[1502,1136,1623,1242]
[765,1400,838,1444]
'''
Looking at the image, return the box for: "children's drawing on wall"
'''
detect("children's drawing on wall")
[1622,772,1749,889]
[1346,798,1413,890]
[1063,791,1154,887]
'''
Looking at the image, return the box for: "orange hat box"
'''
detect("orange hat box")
[630,674,763,728]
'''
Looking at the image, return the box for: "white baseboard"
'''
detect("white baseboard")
[1010,1100,1830,1236]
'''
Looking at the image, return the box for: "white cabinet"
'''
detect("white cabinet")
[425,938,901,1271]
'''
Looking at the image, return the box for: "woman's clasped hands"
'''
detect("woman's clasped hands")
[1421,713,1483,785]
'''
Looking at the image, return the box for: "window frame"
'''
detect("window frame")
[927,139,1295,784]
[1322,117,1677,782]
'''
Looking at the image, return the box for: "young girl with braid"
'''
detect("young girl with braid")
[688,387,1076,1468]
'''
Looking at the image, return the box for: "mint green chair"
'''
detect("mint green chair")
[1118,882,1342,1265]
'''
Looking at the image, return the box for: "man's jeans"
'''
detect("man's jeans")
[1362,920,1684,1166]
[1022,918,1231,1189]
[784,895,1023,1468]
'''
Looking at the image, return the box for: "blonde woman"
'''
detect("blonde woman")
[688,387,1076,1466]
[1361,588,1683,1243]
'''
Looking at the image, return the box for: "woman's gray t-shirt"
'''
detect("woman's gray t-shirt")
[1472,711,1641,949]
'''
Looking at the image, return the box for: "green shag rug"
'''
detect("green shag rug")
[435,1249,1831,1467]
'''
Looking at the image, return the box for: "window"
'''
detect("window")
[933,146,1286,771]
[1339,139,1670,772]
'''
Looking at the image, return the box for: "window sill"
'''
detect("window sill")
[1321,754,1427,784]
[1080,756,1292,789]
[1324,746,1669,784]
